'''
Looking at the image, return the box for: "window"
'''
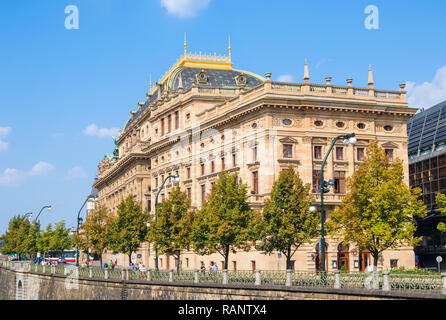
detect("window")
[187,167,191,179]
[201,185,206,204]
[201,163,205,175]
[314,146,322,160]
[161,118,165,136]
[155,178,158,188]
[252,171,259,194]
[147,200,151,213]
[314,120,323,127]
[211,161,215,173]
[282,119,292,126]
[252,122,257,129]
[167,115,172,133]
[357,148,364,161]
[253,146,257,162]
[336,121,345,128]
[390,259,398,269]
[251,261,256,272]
[312,170,321,193]
[336,147,344,160]
[187,187,191,199]
[232,261,237,271]
[221,157,225,170]
[385,149,394,162]
[232,154,237,167]
[384,125,393,132]
[357,123,366,129]
[186,113,190,120]
[289,260,295,271]
[283,144,292,158]
[334,171,345,194]
[186,258,189,268]
[175,111,179,129]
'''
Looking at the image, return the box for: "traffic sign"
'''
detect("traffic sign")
[278,253,282,259]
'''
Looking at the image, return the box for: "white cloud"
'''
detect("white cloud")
[29,161,55,176]
[406,65,446,109]
[65,166,87,180]
[277,74,294,83]
[0,168,26,187]
[84,124,120,139]
[0,126,11,153]
[160,0,211,18]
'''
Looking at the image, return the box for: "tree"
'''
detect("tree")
[0,215,30,259]
[108,195,149,267]
[191,172,255,270]
[37,224,53,259]
[255,167,320,270]
[327,141,427,269]
[148,186,193,272]
[435,193,446,233]
[48,221,73,253]
[80,206,112,268]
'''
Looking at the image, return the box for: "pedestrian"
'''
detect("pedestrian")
[200,262,206,281]
[140,264,147,279]
[212,262,218,280]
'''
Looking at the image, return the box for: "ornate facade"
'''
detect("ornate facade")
[93,43,417,272]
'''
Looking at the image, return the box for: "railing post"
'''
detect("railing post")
[51,265,55,274]
[442,273,446,295]
[147,269,152,281]
[382,271,390,291]
[169,270,173,282]
[89,268,93,279]
[35,265,38,272]
[64,267,67,275]
[125,269,129,281]
[334,270,340,289]
[255,270,261,286]
[286,269,292,287]
[121,269,125,281]
[222,270,228,285]
[42,265,46,273]
[104,269,109,280]
[194,270,199,284]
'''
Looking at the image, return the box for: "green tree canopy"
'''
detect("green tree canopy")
[327,141,427,267]
[148,186,193,272]
[108,195,149,266]
[0,215,32,258]
[255,167,320,270]
[435,193,446,232]
[48,221,73,253]
[191,172,255,269]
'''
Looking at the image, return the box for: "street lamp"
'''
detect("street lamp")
[154,174,179,272]
[34,205,52,263]
[76,187,99,267]
[316,133,356,282]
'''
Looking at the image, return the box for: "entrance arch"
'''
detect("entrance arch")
[337,243,350,271]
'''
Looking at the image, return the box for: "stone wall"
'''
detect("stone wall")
[0,265,443,300]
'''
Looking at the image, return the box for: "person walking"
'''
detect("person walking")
[140,264,147,279]
[212,262,218,281]
[200,262,206,281]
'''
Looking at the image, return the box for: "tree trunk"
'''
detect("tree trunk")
[286,246,292,270]
[128,252,132,268]
[99,251,103,269]
[224,245,230,270]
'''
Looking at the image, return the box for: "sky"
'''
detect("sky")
[1,0,446,233]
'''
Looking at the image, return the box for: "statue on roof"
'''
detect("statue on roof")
[111,136,119,160]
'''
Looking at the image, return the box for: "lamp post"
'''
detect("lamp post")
[35,205,52,263]
[76,187,99,267]
[316,133,356,282]
[154,174,180,272]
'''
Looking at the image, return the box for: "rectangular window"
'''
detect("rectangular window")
[232,261,237,271]
[253,171,259,194]
[334,171,345,193]
[161,118,165,136]
[251,261,256,272]
[221,157,225,170]
[312,170,321,193]
[336,147,344,160]
[314,146,322,160]
[187,187,191,199]
[253,146,257,162]
[390,259,398,269]
[175,111,179,129]
[201,163,205,176]
[201,184,206,204]
[357,148,364,161]
[186,258,189,268]
[187,167,191,179]
[211,161,215,173]
[283,144,292,158]
[232,154,237,167]
[148,200,151,213]
[167,114,172,133]
[289,260,295,271]
[155,178,158,188]
[385,149,394,162]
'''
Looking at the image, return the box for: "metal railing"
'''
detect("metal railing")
[2,261,445,295]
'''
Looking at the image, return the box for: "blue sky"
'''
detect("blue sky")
[1,0,446,233]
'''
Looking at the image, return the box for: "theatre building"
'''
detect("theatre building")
[93,42,417,271]
[407,100,446,270]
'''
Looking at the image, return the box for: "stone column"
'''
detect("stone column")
[51,265,55,274]
[382,271,390,291]
[147,269,152,282]
[222,270,228,285]
[121,269,125,281]
[334,270,340,289]
[286,269,292,287]
[169,270,173,282]
[255,270,261,286]
[42,266,46,273]
[194,270,199,284]
[89,268,93,279]
[126,269,129,281]
[104,269,109,280]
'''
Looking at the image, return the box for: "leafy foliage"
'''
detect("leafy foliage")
[435,193,446,233]
[255,167,319,269]
[191,172,255,269]
[147,186,193,271]
[327,141,427,266]
[108,195,149,266]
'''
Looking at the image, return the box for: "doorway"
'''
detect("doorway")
[337,243,350,271]
[315,242,328,272]
[359,250,371,272]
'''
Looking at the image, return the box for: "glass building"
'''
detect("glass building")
[407,100,446,270]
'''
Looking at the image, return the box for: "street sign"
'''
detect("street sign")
[278,253,282,259]
[436,256,443,263]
